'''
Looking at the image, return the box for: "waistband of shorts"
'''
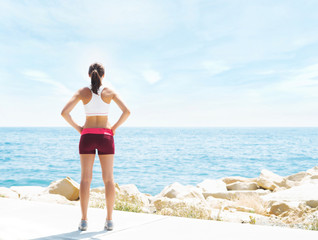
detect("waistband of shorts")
[81,128,113,136]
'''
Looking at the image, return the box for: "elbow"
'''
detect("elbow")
[61,110,67,117]
[125,109,131,115]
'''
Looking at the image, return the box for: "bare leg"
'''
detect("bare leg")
[99,154,115,220]
[79,154,95,220]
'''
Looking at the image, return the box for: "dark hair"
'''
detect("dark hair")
[88,63,105,94]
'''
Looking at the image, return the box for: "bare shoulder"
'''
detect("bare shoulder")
[78,87,91,98]
[102,86,117,98]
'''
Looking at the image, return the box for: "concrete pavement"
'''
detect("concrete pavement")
[0,197,317,240]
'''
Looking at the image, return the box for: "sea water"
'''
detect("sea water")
[0,127,317,196]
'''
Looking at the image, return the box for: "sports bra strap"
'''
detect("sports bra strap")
[98,85,106,95]
[88,85,105,96]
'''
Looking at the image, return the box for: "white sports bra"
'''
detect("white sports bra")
[83,85,110,116]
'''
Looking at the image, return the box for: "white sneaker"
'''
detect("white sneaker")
[78,219,88,231]
[104,220,114,231]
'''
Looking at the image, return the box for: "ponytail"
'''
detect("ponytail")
[88,62,105,94]
[91,69,101,94]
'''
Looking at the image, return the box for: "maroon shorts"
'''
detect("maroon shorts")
[79,128,115,155]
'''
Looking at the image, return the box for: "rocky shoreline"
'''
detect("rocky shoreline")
[1,167,318,231]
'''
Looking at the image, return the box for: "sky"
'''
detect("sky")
[1,0,318,127]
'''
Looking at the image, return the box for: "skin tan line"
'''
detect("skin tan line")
[61,73,130,222]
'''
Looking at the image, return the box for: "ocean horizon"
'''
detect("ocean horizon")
[0,127,317,196]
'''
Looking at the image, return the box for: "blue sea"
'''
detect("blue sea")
[0,127,317,196]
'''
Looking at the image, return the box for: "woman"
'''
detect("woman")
[61,62,130,231]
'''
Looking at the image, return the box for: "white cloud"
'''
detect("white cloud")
[201,60,230,76]
[0,1,175,41]
[23,70,73,96]
[142,70,161,84]
[273,63,318,97]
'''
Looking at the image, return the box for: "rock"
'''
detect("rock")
[91,187,105,194]
[206,196,255,213]
[211,209,273,225]
[45,177,80,201]
[91,183,120,194]
[0,187,19,199]
[23,193,75,205]
[153,197,209,210]
[256,169,290,191]
[153,197,211,219]
[117,184,150,207]
[286,172,310,182]
[197,179,227,193]
[261,181,318,203]
[156,182,205,201]
[307,166,318,181]
[10,186,46,198]
[268,201,299,216]
[306,200,318,208]
[222,176,256,185]
[227,182,259,191]
[203,189,270,200]
[206,196,234,208]
[154,197,190,211]
[307,166,318,175]
[225,205,255,213]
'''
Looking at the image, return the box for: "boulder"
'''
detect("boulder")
[256,169,291,190]
[308,166,318,181]
[197,179,227,193]
[45,177,80,201]
[153,197,205,211]
[156,182,205,201]
[284,171,318,189]
[261,181,318,203]
[268,201,299,216]
[306,200,318,208]
[23,193,75,205]
[91,187,105,194]
[0,187,19,199]
[91,183,120,194]
[117,184,150,207]
[206,196,234,209]
[227,182,259,191]
[152,196,211,219]
[222,176,256,185]
[210,209,273,225]
[206,196,255,213]
[203,189,270,200]
[225,205,255,213]
[307,166,318,175]
[286,172,310,182]
[10,186,46,198]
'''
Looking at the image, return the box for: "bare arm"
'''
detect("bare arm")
[111,92,130,135]
[61,90,83,134]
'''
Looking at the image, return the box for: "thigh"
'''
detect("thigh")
[98,154,115,180]
[80,154,95,179]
